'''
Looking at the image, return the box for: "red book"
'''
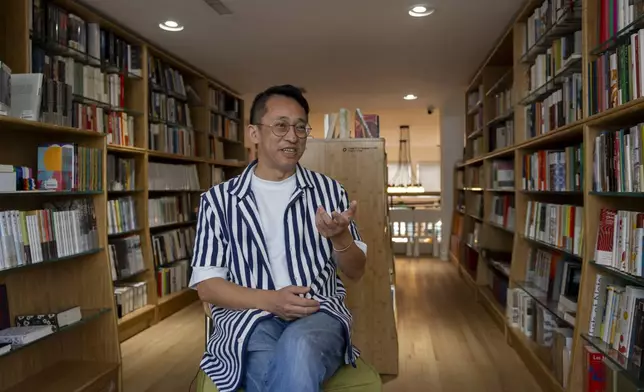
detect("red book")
[585,345,606,392]
[595,208,617,266]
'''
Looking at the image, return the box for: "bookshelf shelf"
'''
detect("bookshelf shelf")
[0,308,111,359]
[0,0,248,387]
[580,333,644,387]
[3,360,120,392]
[0,248,104,276]
[448,1,644,390]
[117,303,155,326]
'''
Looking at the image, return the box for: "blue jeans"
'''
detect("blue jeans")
[244,311,346,392]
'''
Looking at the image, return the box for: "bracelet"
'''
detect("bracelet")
[333,242,353,253]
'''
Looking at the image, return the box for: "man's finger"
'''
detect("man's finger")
[285,286,310,295]
[290,296,320,308]
[318,208,334,226]
[331,211,348,225]
[286,305,316,317]
[342,200,358,219]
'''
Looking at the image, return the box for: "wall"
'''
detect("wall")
[439,95,465,261]
[307,108,441,167]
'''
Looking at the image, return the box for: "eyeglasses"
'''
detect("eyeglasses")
[255,120,312,139]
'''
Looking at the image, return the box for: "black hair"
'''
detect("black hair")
[249,85,310,125]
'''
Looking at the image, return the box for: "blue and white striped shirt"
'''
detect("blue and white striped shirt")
[191,160,363,392]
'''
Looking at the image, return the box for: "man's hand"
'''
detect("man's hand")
[316,201,358,240]
[263,286,320,320]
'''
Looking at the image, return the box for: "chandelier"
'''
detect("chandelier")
[387,125,425,194]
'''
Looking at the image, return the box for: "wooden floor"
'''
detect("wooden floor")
[121,258,542,392]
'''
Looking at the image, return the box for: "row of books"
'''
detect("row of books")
[524,72,583,139]
[209,86,241,120]
[148,195,195,228]
[148,163,201,191]
[148,123,196,157]
[0,199,98,269]
[107,196,137,235]
[589,28,644,115]
[108,235,145,280]
[489,119,514,151]
[149,92,193,128]
[31,1,142,75]
[589,278,644,359]
[524,201,584,257]
[148,56,187,99]
[37,144,103,192]
[488,195,515,230]
[211,113,240,141]
[490,160,515,189]
[524,248,581,319]
[463,165,484,189]
[522,0,581,51]
[491,88,512,118]
[467,193,483,219]
[151,227,195,268]
[115,281,148,319]
[594,208,644,277]
[593,126,644,193]
[521,144,583,192]
[107,155,135,192]
[507,288,575,388]
[527,31,582,92]
[156,259,190,298]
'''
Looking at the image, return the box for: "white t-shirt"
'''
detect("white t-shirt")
[190,171,367,290]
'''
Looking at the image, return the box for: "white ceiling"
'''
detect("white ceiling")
[81,0,522,113]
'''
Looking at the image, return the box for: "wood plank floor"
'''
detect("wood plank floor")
[121,258,542,392]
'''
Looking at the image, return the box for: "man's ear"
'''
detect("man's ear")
[248,124,260,144]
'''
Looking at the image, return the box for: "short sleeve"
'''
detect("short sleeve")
[191,193,228,269]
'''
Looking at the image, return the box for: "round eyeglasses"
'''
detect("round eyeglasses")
[255,121,312,139]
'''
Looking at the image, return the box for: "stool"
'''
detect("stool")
[199,303,382,392]
[196,357,382,392]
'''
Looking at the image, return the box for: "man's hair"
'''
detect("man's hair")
[249,85,310,125]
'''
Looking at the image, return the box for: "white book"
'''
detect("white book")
[9,73,43,121]
[0,325,53,345]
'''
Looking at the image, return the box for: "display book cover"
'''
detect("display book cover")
[36,143,76,191]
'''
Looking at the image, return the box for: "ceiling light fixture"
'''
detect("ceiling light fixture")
[408,5,435,17]
[403,94,418,100]
[159,20,184,32]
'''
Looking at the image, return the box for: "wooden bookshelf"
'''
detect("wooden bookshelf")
[452,0,644,391]
[0,0,247,388]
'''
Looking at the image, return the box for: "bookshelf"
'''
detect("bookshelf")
[451,0,644,391]
[0,0,247,389]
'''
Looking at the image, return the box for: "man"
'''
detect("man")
[190,84,367,392]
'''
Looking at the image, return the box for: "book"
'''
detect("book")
[15,306,82,331]
[0,325,54,345]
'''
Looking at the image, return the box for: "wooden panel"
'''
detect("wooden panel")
[299,138,399,377]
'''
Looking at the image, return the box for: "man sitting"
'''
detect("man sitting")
[190,85,367,392]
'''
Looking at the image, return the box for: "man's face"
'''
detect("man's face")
[249,95,308,171]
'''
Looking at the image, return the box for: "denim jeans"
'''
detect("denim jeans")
[244,311,346,392]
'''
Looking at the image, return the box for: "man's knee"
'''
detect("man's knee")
[278,313,345,368]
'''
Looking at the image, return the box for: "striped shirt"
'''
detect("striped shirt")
[192,160,363,392]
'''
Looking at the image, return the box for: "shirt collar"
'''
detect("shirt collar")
[228,159,314,198]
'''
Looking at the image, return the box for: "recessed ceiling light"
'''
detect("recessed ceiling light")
[403,94,418,100]
[159,20,184,32]
[409,5,435,17]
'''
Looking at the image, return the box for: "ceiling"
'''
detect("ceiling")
[80,0,523,113]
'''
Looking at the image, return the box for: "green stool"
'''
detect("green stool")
[196,357,383,392]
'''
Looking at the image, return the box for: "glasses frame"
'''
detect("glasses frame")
[255,121,312,139]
